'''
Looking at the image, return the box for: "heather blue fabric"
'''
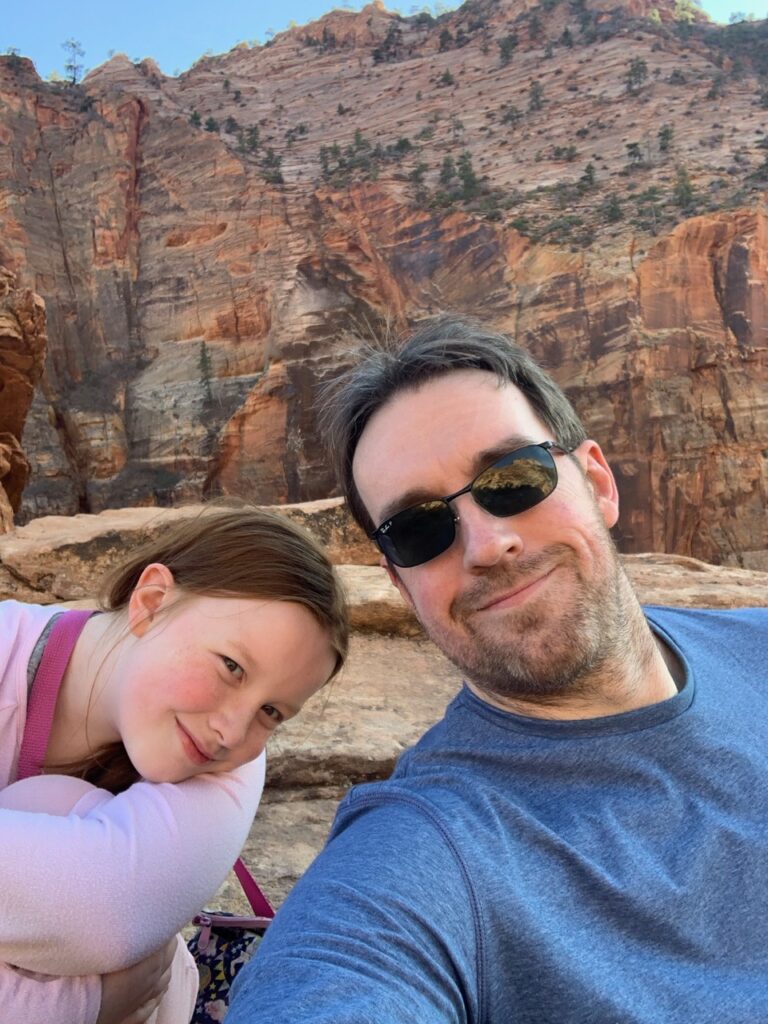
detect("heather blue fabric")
[228,607,768,1023]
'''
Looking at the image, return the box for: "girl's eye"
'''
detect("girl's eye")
[261,705,284,726]
[222,656,244,680]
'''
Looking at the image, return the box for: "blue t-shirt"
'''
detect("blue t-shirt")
[229,607,768,1023]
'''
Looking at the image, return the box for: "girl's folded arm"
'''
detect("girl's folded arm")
[0,754,265,975]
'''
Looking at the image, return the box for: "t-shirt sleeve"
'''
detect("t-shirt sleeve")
[227,792,481,1024]
[0,962,101,1024]
[0,753,265,975]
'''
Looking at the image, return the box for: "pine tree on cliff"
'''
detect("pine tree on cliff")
[62,39,85,85]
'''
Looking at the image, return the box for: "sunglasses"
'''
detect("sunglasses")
[370,441,571,568]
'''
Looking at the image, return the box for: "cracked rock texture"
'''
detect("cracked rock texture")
[0,267,46,532]
[0,0,765,567]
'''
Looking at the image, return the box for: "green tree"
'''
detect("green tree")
[439,28,453,51]
[580,162,596,187]
[560,27,574,46]
[528,81,544,111]
[498,33,518,65]
[204,117,219,132]
[189,110,202,127]
[457,150,480,199]
[62,38,85,84]
[636,186,664,233]
[658,123,673,152]
[409,161,428,185]
[501,105,521,125]
[260,148,284,184]
[624,57,648,94]
[673,165,695,209]
[438,69,455,87]
[626,141,643,164]
[439,155,456,186]
[224,116,239,134]
[601,193,623,223]
[674,0,698,22]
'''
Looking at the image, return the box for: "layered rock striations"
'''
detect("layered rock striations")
[0,0,765,565]
[0,267,46,531]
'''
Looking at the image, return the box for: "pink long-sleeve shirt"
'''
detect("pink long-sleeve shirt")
[0,600,266,1024]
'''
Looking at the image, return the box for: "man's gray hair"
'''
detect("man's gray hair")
[319,315,588,534]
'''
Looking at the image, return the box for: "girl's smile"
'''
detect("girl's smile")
[113,577,339,783]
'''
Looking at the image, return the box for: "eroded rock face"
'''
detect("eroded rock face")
[517,211,768,570]
[0,267,46,531]
[0,0,766,568]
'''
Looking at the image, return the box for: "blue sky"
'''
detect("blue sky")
[1,0,764,80]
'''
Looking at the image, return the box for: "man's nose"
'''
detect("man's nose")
[454,495,524,569]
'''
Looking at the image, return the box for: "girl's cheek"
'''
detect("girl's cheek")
[173,671,222,709]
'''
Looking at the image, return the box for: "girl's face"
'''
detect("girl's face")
[107,572,338,783]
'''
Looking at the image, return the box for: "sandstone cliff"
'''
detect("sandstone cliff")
[0,268,46,532]
[0,0,765,566]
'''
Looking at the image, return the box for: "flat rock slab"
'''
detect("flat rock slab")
[0,500,375,602]
[267,633,463,788]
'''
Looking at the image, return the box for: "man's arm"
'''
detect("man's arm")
[227,794,481,1024]
[0,754,265,974]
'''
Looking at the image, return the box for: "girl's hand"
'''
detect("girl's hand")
[96,937,176,1024]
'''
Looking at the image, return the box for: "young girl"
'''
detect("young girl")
[0,505,348,1024]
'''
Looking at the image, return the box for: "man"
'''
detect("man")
[228,316,768,1023]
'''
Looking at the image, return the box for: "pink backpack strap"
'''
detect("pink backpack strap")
[17,609,95,782]
[234,856,275,918]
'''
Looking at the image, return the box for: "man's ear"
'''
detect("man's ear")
[127,563,177,637]
[381,555,415,610]
[578,440,620,529]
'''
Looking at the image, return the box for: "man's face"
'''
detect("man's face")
[352,369,626,704]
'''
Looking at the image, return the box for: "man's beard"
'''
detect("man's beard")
[415,529,639,707]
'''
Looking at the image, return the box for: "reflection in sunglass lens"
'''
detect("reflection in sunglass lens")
[374,444,561,568]
[380,500,455,568]
[473,448,557,516]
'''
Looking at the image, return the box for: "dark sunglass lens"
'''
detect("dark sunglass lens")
[472,446,557,517]
[379,501,456,568]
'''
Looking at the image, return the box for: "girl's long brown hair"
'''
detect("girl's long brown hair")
[49,505,348,794]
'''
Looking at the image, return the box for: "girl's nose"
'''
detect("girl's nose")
[208,700,251,751]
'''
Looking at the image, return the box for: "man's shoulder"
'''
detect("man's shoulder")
[645,604,768,633]
[645,604,768,674]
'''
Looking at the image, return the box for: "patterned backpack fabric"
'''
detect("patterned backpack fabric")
[187,859,275,1022]
[187,910,271,1023]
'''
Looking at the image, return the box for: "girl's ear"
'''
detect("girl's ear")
[127,563,176,637]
